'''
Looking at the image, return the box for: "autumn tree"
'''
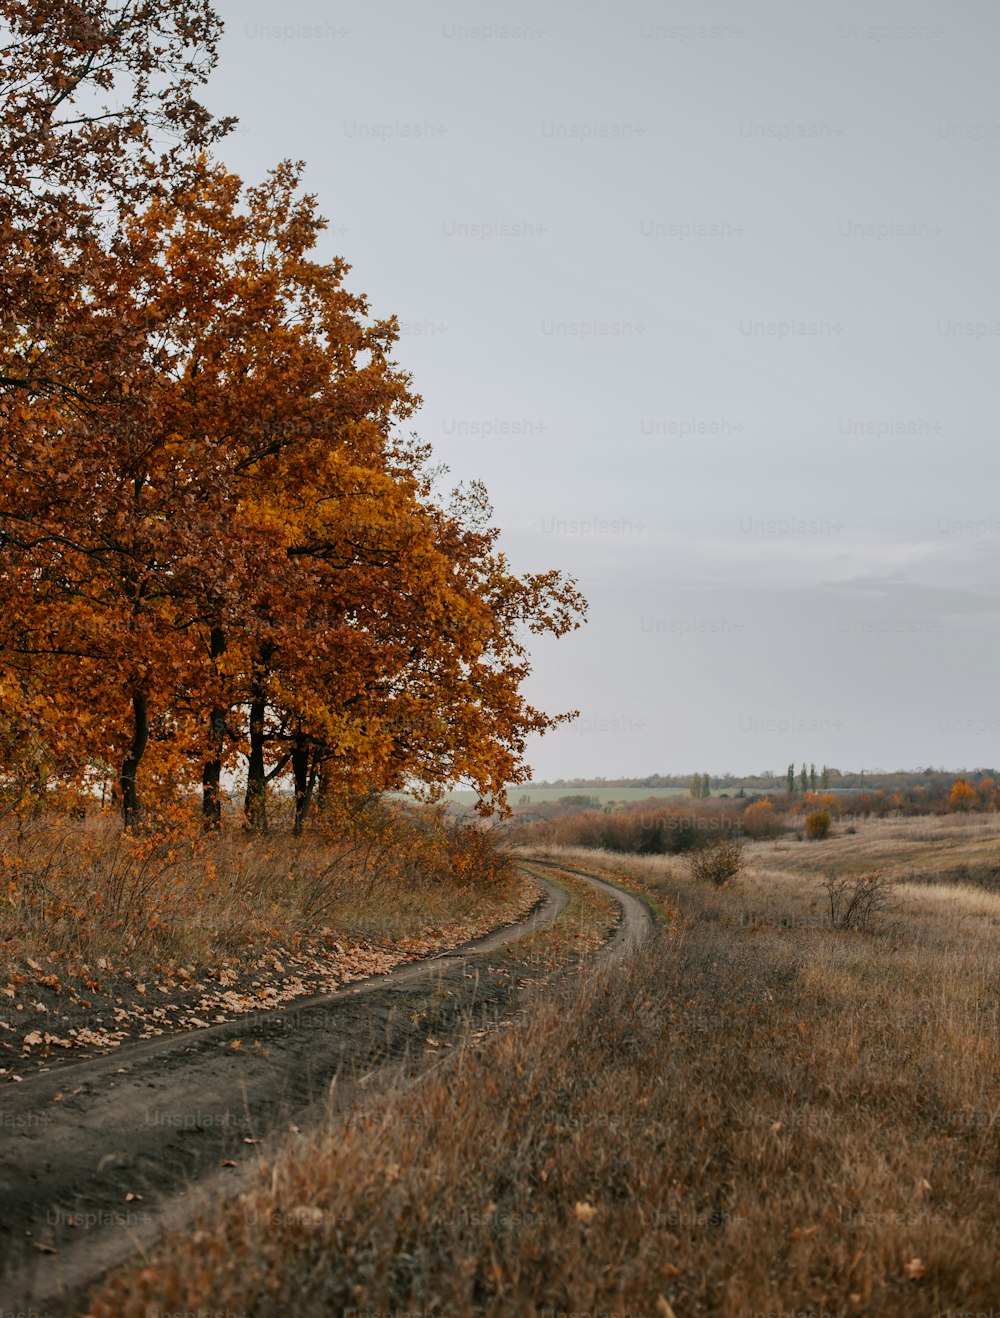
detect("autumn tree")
[2,154,586,827]
[127,159,584,829]
[0,1,231,814]
[977,776,998,810]
[948,778,978,813]
[1,5,587,829]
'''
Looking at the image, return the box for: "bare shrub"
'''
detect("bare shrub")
[823,868,897,930]
[687,836,744,886]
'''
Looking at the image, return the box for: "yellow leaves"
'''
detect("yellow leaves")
[22,1029,75,1049]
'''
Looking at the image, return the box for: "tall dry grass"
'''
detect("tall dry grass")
[87,819,1000,1315]
[0,802,519,974]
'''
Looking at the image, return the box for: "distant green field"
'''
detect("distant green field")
[443,785,695,806]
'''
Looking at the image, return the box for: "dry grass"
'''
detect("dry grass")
[86,815,1000,1315]
[0,805,523,976]
[767,811,1000,882]
[510,862,620,968]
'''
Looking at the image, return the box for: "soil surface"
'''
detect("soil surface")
[0,863,653,1315]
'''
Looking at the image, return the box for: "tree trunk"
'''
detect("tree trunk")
[291,739,318,836]
[315,759,332,817]
[202,626,227,830]
[120,688,149,829]
[244,690,268,832]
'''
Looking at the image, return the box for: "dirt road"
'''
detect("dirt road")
[1,862,653,1314]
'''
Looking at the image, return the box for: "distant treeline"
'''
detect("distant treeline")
[528,768,999,794]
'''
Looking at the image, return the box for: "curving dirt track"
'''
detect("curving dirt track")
[0,861,653,1314]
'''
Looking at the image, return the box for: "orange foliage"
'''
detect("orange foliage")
[0,6,586,830]
[799,791,841,817]
[948,779,979,812]
[742,800,783,839]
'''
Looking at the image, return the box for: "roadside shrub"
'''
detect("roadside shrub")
[742,800,782,840]
[687,837,744,886]
[823,869,896,931]
[804,809,831,840]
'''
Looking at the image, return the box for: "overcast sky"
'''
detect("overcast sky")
[206,0,999,782]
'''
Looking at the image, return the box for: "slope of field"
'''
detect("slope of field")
[83,816,999,1315]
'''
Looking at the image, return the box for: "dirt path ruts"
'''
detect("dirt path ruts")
[521,859,655,959]
[1,862,652,1314]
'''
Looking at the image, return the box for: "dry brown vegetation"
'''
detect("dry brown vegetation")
[86,814,1000,1315]
[0,802,520,977]
[515,797,743,854]
[513,777,1000,858]
[686,835,745,886]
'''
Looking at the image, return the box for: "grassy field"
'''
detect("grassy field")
[444,784,695,806]
[755,811,1000,885]
[86,814,999,1315]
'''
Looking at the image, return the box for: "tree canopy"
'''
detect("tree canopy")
[0,1,586,828]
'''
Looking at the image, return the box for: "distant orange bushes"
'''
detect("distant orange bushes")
[742,800,783,839]
[514,775,1000,858]
[513,798,745,855]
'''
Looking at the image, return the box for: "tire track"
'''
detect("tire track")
[1,861,652,1313]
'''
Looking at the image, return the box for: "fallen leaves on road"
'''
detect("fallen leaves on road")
[2,879,538,1075]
